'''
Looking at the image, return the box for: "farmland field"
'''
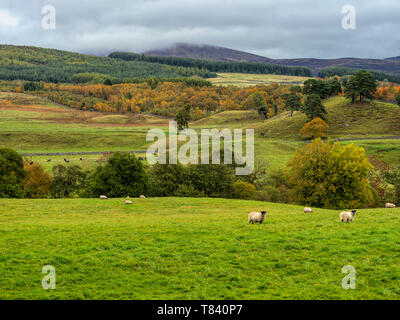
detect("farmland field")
[1,197,399,300]
[209,73,312,87]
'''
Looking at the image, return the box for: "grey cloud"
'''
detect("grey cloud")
[0,0,399,59]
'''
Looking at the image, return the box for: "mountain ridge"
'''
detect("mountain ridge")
[143,43,400,75]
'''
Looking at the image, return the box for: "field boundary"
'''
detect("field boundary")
[20,150,147,156]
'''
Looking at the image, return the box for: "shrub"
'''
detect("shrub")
[233,180,257,199]
[396,95,400,106]
[288,139,375,209]
[300,117,328,139]
[86,152,148,197]
[23,162,52,198]
[0,148,25,198]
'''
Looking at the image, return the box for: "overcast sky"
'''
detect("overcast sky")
[0,0,399,59]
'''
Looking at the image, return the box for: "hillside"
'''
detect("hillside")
[143,43,400,75]
[143,43,273,63]
[0,45,210,83]
[1,197,399,299]
[255,97,400,139]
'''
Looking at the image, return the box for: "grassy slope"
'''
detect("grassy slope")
[1,197,399,300]
[255,97,400,139]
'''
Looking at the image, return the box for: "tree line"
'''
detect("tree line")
[109,52,313,77]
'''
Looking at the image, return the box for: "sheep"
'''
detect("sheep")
[340,210,357,223]
[64,158,69,163]
[248,211,266,224]
[385,203,396,208]
[140,195,146,199]
[125,200,133,205]
[100,195,108,200]
[47,159,51,162]
[304,207,313,213]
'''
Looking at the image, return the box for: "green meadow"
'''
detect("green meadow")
[1,197,399,300]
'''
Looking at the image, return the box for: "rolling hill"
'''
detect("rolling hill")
[143,43,273,63]
[143,43,400,75]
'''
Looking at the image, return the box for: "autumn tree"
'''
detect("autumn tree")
[300,117,328,139]
[301,94,327,121]
[288,139,375,209]
[23,162,53,198]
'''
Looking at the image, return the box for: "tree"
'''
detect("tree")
[329,78,342,96]
[284,93,302,116]
[23,162,52,198]
[0,148,25,198]
[301,94,327,121]
[303,79,331,99]
[86,152,148,197]
[288,139,374,209]
[175,105,191,131]
[300,117,328,139]
[396,95,400,106]
[244,92,265,110]
[51,165,87,198]
[345,70,377,103]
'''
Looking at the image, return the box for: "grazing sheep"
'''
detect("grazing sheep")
[340,210,357,223]
[47,159,51,162]
[385,203,396,208]
[80,158,83,161]
[248,211,266,224]
[140,195,146,199]
[64,158,69,163]
[125,200,133,205]
[304,207,313,213]
[100,195,108,200]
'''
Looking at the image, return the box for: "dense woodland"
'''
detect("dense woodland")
[109,52,313,77]
[0,45,214,83]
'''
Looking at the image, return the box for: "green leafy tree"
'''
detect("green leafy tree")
[175,105,191,131]
[396,95,400,106]
[0,148,25,198]
[233,180,257,199]
[345,70,377,103]
[301,94,327,121]
[329,78,342,96]
[86,152,148,198]
[288,139,375,209]
[284,93,302,116]
[51,165,87,198]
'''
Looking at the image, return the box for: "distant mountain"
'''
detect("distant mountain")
[143,43,400,75]
[143,43,273,63]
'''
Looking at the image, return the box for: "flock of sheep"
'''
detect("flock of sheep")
[248,202,396,224]
[99,195,396,223]
[99,195,146,204]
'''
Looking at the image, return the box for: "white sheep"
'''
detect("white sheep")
[304,207,313,213]
[100,195,108,200]
[385,203,396,208]
[140,195,146,199]
[339,210,357,223]
[125,200,133,205]
[248,211,266,224]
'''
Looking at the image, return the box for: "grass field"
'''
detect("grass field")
[209,73,311,87]
[1,197,399,300]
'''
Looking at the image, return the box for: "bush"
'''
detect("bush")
[396,95,400,106]
[0,148,25,198]
[288,139,375,209]
[300,117,328,139]
[23,162,52,198]
[233,180,257,199]
[86,152,148,197]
